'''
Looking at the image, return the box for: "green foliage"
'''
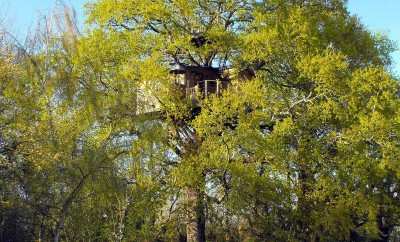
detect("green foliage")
[1,0,400,242]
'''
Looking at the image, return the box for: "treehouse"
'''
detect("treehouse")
[170,63,229,100]
[133,63,253,121]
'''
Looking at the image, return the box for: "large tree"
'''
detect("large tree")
[83,0,400,241]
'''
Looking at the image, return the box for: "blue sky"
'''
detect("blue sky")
[0,0,87,37]
[347,0,400,74]
[0,0,399,72]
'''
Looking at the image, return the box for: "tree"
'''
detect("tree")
[1,3,171,241]
[84,0,400,241]
[0,4,134,241]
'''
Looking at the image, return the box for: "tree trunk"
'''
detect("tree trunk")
[186,187,205,242]
[298,163,313,242]
[53,217,64,242]
[373,209,392,242]
[53,173,88,242]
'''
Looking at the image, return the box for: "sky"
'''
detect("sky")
[347,0,400,74]
[0,0,87,37]
[0,0,399,72]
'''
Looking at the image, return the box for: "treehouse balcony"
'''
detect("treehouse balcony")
[170,64,229,102]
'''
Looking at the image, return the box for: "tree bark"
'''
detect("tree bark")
[53,173,88,242]
[186,187,205,242]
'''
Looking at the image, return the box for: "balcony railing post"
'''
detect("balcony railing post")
[205,80,208,98]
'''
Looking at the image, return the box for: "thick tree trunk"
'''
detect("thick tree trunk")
[298,163,313,242]
[186,187,205,242]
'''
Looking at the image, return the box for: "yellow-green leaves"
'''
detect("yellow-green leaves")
[297,49,349,94]
[3,0,400,241]
[348,67,398,114]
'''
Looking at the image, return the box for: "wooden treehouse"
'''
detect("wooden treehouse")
[170,63,230,101]
[137,35,241,120]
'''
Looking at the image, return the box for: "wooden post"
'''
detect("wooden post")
[205,80,208,97]
[185,73,190,97]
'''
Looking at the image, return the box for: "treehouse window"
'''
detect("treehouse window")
[175,73,185,86]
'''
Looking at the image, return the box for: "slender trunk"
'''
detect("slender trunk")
[0,214,4,242]
[186,187,205,242]
[53,215,65,242]
[115,194,130,242]
[373,208,392,242]
[38,219,46,242]
[53,173,88,242]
